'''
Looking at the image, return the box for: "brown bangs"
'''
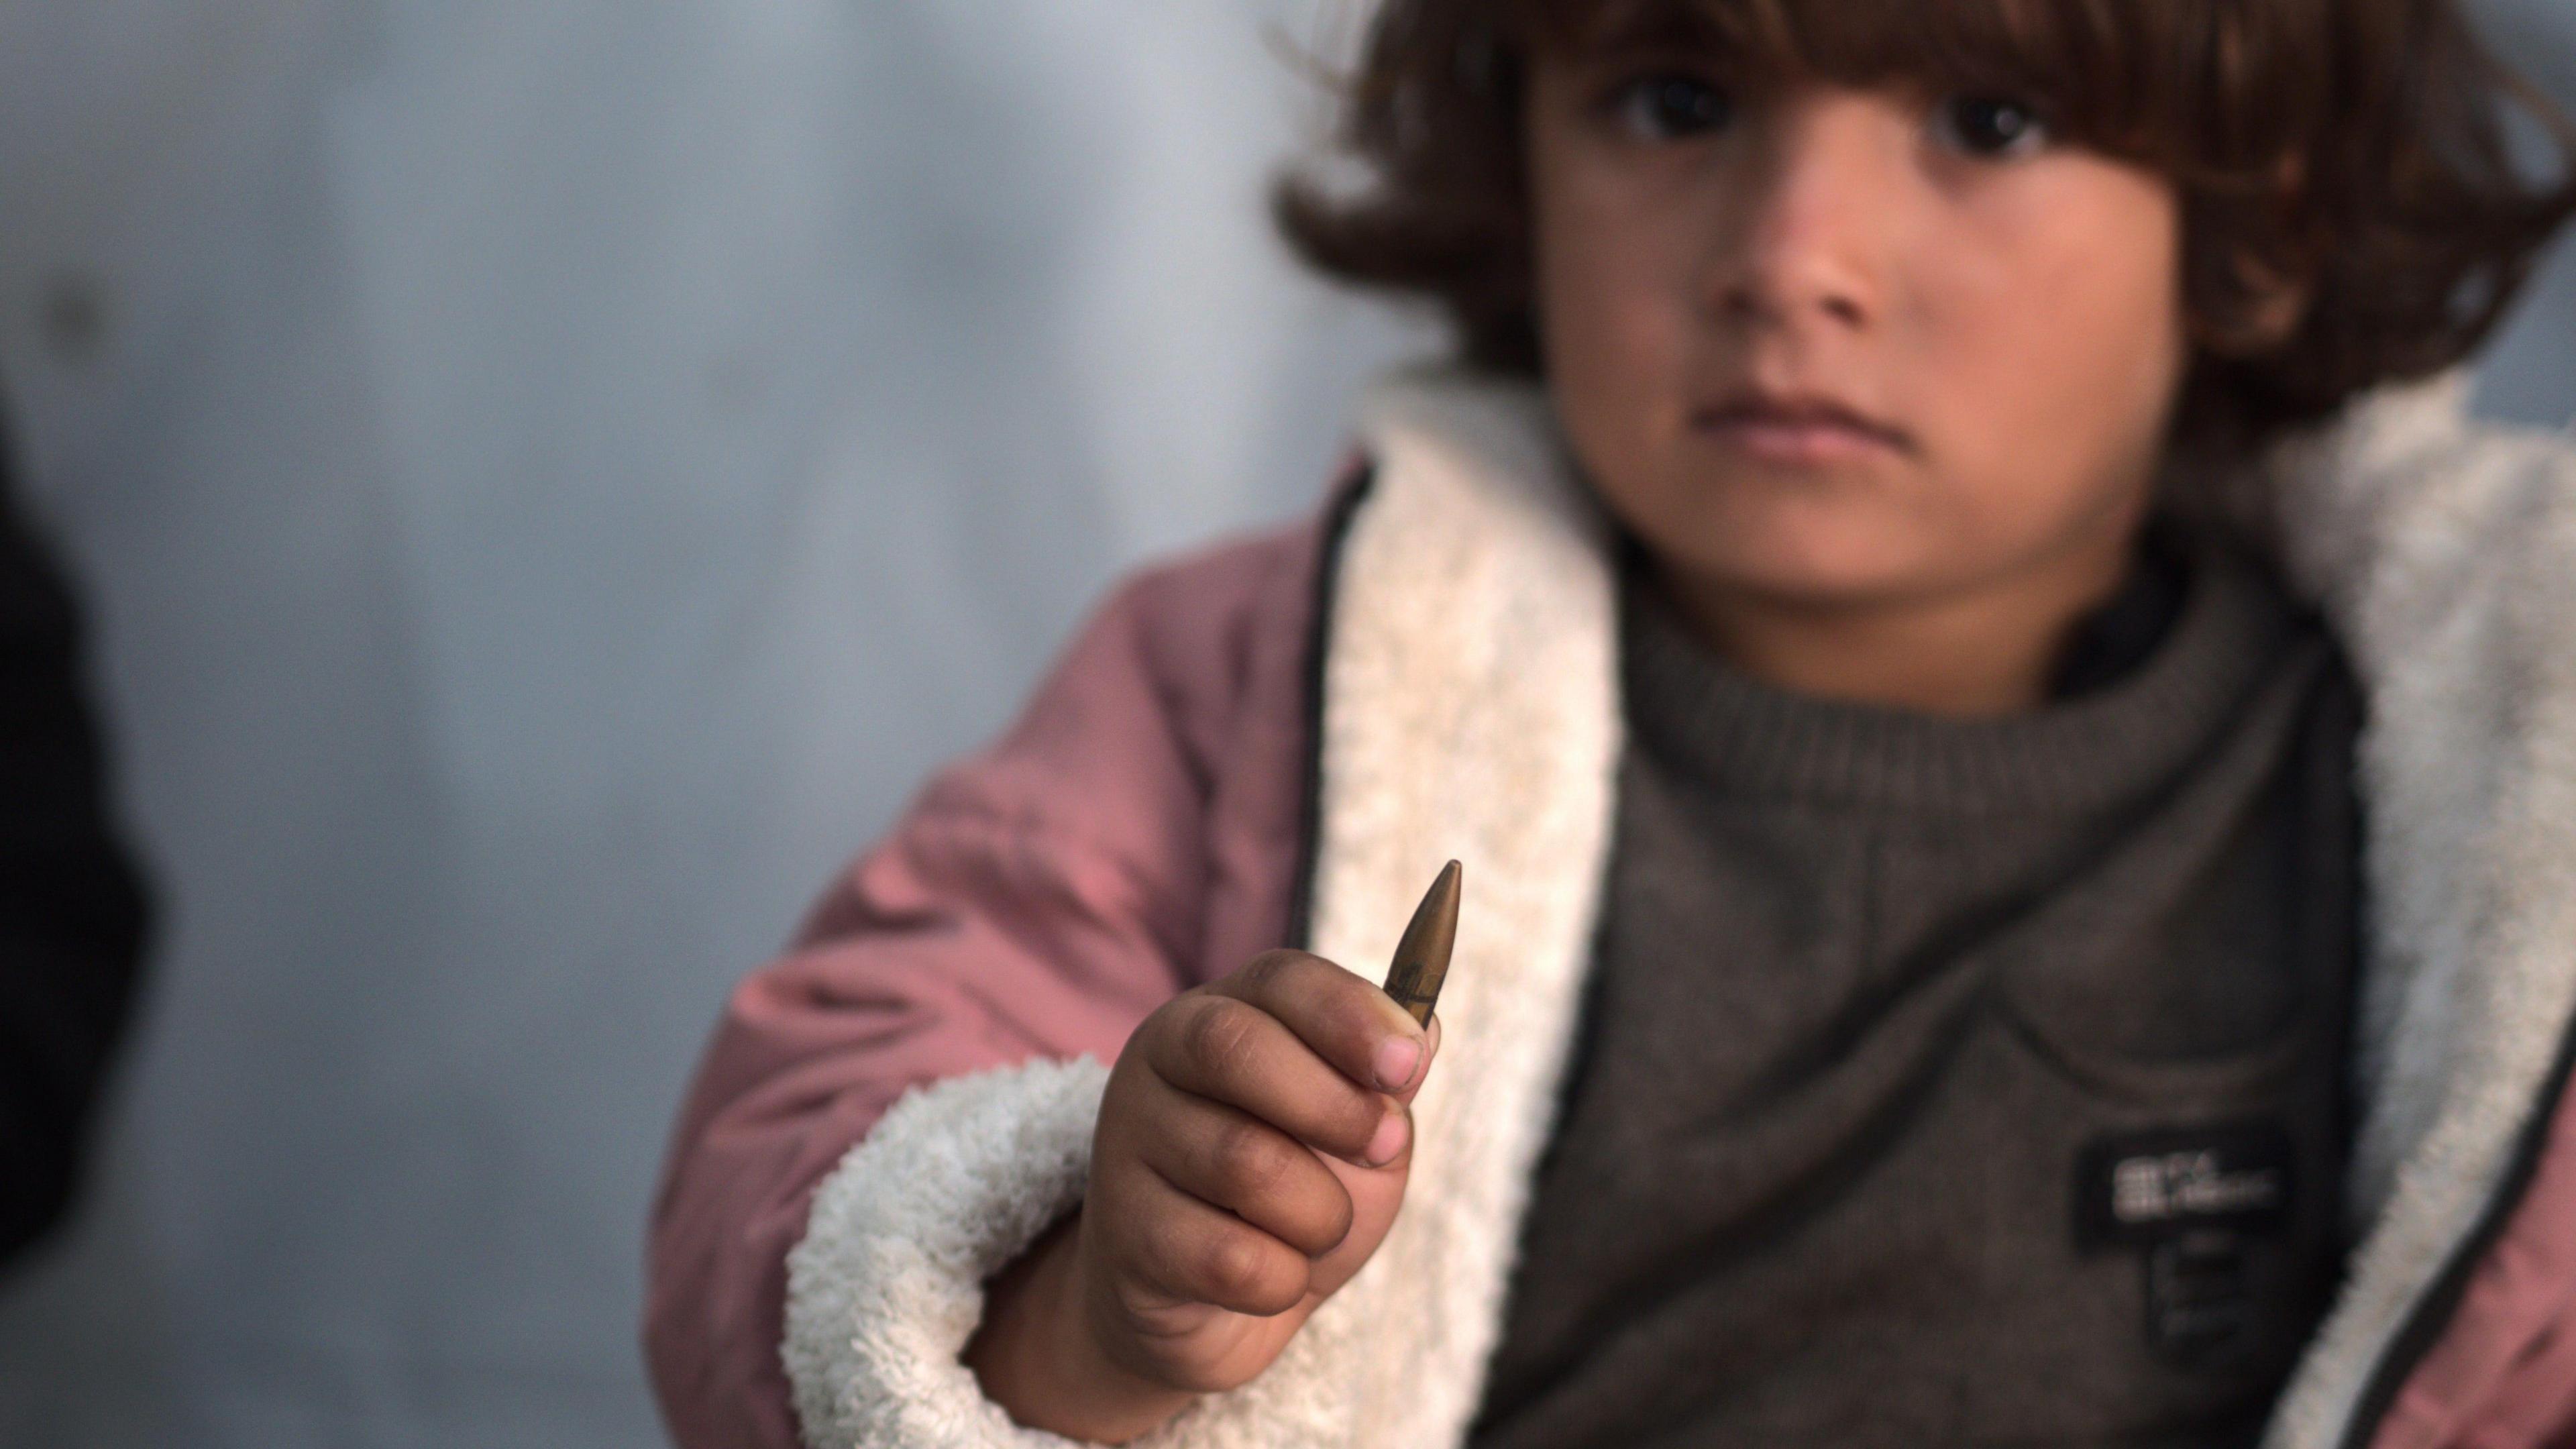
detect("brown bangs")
[1277,0,2576,453]
[1511,0,2329,166]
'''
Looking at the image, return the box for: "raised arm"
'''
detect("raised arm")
[644,521,1323,1448]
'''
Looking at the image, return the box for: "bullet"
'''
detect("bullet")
[1381,861,1462,1028]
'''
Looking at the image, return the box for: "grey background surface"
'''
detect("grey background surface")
[0,1,2565,1444]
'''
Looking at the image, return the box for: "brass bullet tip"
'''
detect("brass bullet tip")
[1381,861,1462,1027]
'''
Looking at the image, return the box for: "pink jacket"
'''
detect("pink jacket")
[647,372,2576,1449]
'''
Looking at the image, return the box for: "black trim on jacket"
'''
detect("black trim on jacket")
[1285,461,1375,954]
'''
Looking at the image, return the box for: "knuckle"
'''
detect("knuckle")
[1134,995,1199,1060]
[1212,1119,1295,1198]
[1181,998,1265,1079]
[1199,1230,1266,1299]
[1239,949,1299,988]
[1292,1183,1357,1258]
[1244,949,1336,1006]
[1201,1230,1302,1314]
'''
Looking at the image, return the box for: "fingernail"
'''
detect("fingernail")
[1374,1036,1422,1091]
[1365,1110,1410,1167]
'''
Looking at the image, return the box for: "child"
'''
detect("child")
[647,1,2576,1445]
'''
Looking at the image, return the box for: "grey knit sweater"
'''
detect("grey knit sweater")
[1470,527,2363,1449]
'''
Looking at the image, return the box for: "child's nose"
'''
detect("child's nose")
[1701,90,1900,335]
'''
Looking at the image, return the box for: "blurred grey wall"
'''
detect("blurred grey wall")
[0,1,2563,1446]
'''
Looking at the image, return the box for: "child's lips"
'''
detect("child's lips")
[1691,396,1914,466]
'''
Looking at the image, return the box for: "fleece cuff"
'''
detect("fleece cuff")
[784,1056,1108,1449]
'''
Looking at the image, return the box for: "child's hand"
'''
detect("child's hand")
[1080,951,1440,1386]
[967,949,1440,1442]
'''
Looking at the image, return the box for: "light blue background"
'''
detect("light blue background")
[0,2,2565,1444]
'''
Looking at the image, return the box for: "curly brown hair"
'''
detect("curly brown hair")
[1277,0,2576,453]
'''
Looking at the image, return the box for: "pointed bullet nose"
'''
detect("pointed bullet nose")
[1382,861,1462,1027]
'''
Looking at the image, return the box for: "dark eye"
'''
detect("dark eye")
[1933,95,2051,158]
[1613,76,1735,141]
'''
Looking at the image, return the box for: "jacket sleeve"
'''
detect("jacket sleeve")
[644,529,1317,1449]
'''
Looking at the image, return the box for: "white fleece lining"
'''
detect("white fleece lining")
[780,368,2576,1449]
[784,1056,1107,1448]
[2255,385,2576,1449]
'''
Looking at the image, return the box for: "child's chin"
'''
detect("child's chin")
[1656,510,1945,606]
[1718,561,1939,610]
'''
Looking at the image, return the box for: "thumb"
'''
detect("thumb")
[1389,1013,1442,1107]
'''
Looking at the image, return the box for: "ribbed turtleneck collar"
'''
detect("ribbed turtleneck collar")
[1620,526,2297,816]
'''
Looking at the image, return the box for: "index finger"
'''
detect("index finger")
[1210,951,1431,1097]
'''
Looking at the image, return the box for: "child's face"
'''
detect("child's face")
[1525,42,2190,612]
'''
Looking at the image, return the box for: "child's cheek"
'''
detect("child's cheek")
[1902,163,2189,565]
[1534,174,1711,517]
[1534,166,1703,407]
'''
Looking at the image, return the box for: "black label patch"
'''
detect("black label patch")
[2076,1122,2298,1368]
[2074,1121,2295,1254]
